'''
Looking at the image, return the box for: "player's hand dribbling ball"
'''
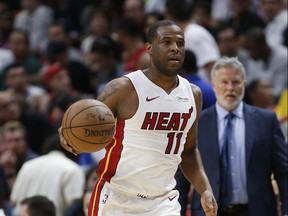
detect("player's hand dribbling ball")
[61,99,115,153]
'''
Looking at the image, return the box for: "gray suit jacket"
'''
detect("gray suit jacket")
[191,103,288,216]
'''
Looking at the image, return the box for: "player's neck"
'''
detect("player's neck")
[143,68,179,94]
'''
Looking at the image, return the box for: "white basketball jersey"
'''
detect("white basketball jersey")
[96,70,197,197]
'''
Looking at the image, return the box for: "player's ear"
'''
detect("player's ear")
[146,42,152,56]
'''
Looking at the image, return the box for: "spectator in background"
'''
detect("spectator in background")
[7,30,42,73]
[210,0,231,28]
[215,25,250,69]
[0,1,13,77]
[0,146,17,198]
[40,23,82,63]
[0,1,14,75]
[80,7,111,59]
[180,50,216,110]
[1,121,38,171]
[0,124,18,197]
[44,41,94,95]
[85,35,123,95]
[244,27,287,99]
[10,133,84,216]
[2,63,46,112]
[0,48,14,84]
[64,189,92,216]
[47,93,79,130]
[0,1,13,49]
[260,0,288,47]
[222,0,266,46]
[122,0,146,32]
[19,195,56,216]
[84,163,99,191]
[243,79,275,109]
[47,94,101,179]
[0,91,56,154]
[114,17,150,74]
[43,63,76,97]
[13,0,54,55]
[164,0,220,80]
[191,1,217,38]
[0,128,14,216]
[0,121,38,197]
[6,29,43,85]
[79,1,104,36]
[64,163,99,216]
[40,62,81,115]
[51,0,84,38]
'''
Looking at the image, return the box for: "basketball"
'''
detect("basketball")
[61,99,115,153]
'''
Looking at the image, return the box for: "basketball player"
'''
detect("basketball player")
[59,20,217,216]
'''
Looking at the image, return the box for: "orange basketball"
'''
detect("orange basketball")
[61,99,115,153]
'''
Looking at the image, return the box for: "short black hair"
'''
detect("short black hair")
[20,195,56,216]
[91,35,120,60]
[2,62,25,79]
[146,19,180,43]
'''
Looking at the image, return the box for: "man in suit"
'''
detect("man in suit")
[190,57,287,216]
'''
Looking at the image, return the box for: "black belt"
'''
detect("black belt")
[221,204,248,214]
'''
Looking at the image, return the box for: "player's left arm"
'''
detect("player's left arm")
[180,84,217,216]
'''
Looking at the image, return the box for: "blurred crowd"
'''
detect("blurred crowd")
[0,0,287,215]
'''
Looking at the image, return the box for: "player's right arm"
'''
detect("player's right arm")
[96,76,138,120]
[59,76,137,155]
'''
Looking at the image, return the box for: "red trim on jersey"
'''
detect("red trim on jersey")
[88,179,105,216]
[96,119,124,182]
[89,119,124,215]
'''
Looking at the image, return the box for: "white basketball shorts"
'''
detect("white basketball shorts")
[89,180,181,216]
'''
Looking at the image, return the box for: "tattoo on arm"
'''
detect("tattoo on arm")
[97,82,118,102]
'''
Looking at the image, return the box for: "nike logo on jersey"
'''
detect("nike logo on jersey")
[168,194,177,201]
[146,96,160,102]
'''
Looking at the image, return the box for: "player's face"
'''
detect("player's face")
[212,67,245,111]
[147,25,185,76]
